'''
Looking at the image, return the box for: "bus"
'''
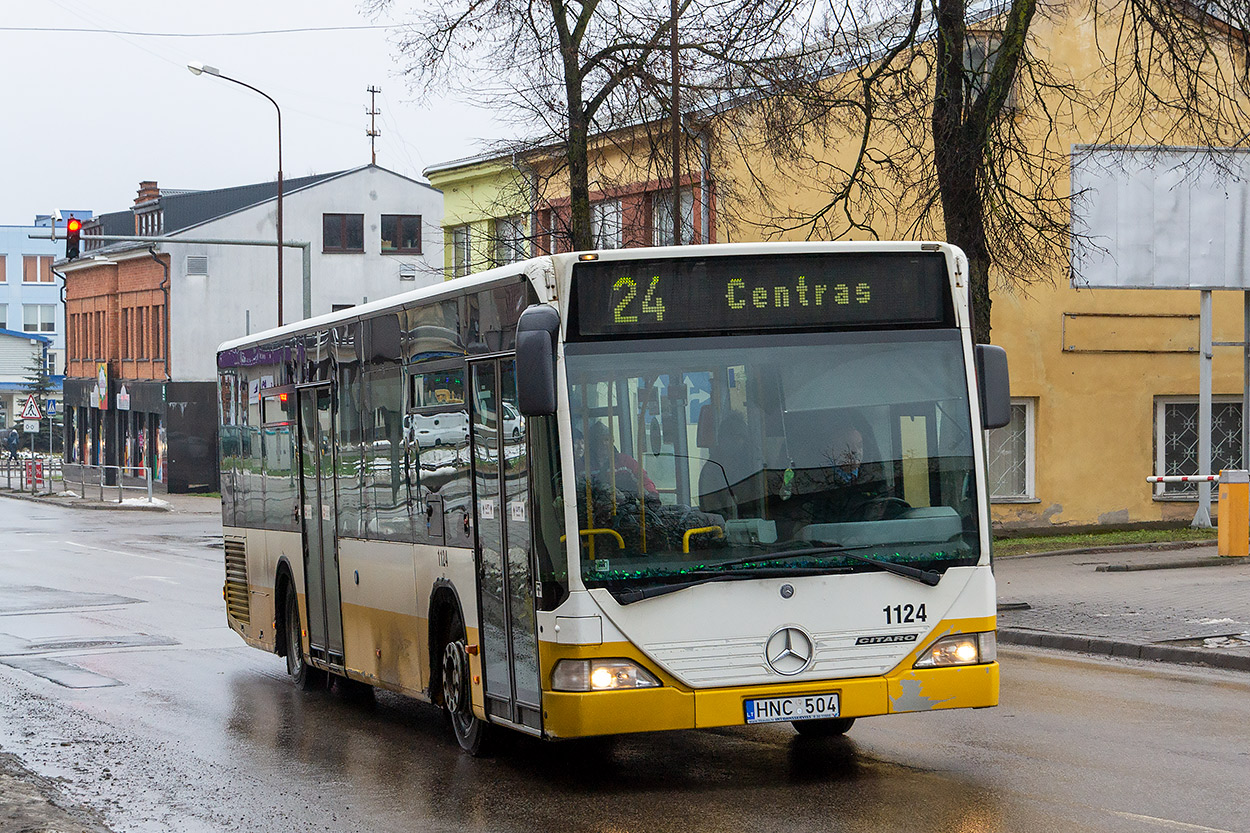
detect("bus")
[216,242,1010,755]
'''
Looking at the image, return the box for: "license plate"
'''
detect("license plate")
[744,692,840,724]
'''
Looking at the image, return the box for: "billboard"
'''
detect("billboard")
[1071,146,1250,290]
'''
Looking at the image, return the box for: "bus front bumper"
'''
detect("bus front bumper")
[541,661,999,739]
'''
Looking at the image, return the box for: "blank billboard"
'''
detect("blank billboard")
[1070,146,1250,290]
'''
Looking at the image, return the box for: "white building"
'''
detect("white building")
[60,165,444,492]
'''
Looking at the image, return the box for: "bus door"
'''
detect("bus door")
[297,384,345,668]
[468,357,542,731]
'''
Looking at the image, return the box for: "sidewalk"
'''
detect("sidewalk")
[996,543,1250,672]
[0,485,219,515]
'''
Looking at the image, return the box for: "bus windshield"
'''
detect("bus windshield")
[563,330,981,599]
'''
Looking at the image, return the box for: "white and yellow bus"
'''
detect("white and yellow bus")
[217,242,1010,754]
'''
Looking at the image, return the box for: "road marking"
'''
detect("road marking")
[1107,811,1241,833]
[60,541,217,571]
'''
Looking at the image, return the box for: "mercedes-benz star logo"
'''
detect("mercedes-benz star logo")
[764,626,815,676]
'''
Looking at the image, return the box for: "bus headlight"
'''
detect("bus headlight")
[551,659,662,691]
[913,632,996,668]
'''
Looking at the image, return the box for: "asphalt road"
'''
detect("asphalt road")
[1,496,1248,833]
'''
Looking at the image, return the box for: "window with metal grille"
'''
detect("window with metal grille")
[1155,398,1243,497]
[988,399,1034,500]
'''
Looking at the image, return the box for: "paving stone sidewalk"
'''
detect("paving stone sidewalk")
[996,543,1250,672]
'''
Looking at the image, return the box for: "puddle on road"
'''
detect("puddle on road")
[0,656,121,688]
[0,585,142,615]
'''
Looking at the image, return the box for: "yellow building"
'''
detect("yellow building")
[424,152,535,277]
[425,2,1249,529]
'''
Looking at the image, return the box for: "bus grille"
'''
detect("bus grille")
[223,536,250,625]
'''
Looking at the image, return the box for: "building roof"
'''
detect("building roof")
[0,328,52,345]
[159,171,345,232]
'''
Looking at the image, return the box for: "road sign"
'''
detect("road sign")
[46,399,57,417]
[23,420,39,433]
[19,395,43,421]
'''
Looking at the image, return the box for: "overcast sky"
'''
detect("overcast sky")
[0,0,505,223]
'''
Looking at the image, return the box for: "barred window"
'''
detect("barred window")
[1156,398,1243,497]
[987,399,1034,500]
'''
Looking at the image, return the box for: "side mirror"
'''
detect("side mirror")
[515,304,560,416]
[974,344,1011,430]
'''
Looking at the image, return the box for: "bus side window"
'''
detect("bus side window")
[410,364,471,547]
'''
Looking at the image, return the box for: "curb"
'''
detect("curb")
[1095,557,1242,572]
[0,489,169,512]
[996,539,1216,559]
[998,628,1250,673]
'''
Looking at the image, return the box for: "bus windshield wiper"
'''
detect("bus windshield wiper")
[614,567,842,604]
[711,544,942,587]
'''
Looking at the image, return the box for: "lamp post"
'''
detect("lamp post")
[187,63,285,326]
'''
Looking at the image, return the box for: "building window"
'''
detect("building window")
[1155,397,1243,497]
[323,213,365,253]
[0,304,6,329]
[964,31,1017,109]
[0,255,6,283]
[591,199,622,250]
[23,304,55,333]
[495,215,528,265]
[451,225,471,277]
[381,214,422,253]
[23,255,53,283]
[653,187,695,246]
[121,308,130,358]
[988,398,1035,501]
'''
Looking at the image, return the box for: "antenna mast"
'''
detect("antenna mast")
[366,85,381,165]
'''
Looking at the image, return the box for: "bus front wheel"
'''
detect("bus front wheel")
[441,611,493,755]
[792,717,855,737]
[284,583,325,691]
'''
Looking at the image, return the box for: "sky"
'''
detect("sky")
[0,0,506,223]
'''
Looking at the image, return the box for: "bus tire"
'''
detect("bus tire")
[284,582,325,691]
[441,609,493,756]
[792,717,855,737]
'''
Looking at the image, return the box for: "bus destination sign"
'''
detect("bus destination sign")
[572,252,951,338]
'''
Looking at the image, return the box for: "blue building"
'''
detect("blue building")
[0,212,88,426]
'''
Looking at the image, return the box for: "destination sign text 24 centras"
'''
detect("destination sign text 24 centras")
[572,252,951,337]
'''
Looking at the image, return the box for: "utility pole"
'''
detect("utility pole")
[366,85,382,165]
[670,0,681,246]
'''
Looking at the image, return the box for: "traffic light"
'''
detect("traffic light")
[65,217,82,260]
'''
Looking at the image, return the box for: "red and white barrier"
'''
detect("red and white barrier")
[1146,474,1220,483]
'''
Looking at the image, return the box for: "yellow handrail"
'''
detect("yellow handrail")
[683,526,725,553]
[561,528,627,550]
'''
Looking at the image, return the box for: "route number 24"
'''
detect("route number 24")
[883,604,926,624]
[613,276,665,324]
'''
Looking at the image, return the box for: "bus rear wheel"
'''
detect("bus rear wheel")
[284,583,325,691]
[441,611,493,756]
[792,717,856,737]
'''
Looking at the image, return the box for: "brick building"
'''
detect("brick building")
[60,166,444,492]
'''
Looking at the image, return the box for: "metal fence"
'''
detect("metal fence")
[1,454,64,494]
[69,463,154,504]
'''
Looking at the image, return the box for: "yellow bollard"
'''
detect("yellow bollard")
[1217,469,1249,557]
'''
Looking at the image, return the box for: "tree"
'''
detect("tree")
[370,0,816,252]
[20,343,58,452]
[715,0,1250,342]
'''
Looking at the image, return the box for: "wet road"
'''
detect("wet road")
[1,496,1248,833]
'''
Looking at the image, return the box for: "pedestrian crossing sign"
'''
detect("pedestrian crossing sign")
[19,394,43,421]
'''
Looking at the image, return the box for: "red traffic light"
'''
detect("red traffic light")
[65,216,82,260]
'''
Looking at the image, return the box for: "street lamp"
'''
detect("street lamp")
[188,62,285,326]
